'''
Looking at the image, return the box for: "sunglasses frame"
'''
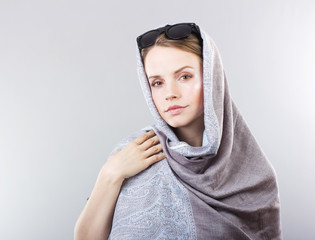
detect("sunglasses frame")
[137,23,202,50]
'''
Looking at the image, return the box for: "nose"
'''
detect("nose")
[165,81,180,100]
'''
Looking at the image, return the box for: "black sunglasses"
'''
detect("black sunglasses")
[136,22,202,50]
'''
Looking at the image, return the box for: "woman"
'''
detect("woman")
[74,23,282,239]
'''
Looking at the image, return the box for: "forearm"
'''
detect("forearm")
[74,130,164,239]
[74,166,124,240]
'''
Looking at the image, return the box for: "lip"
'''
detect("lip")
[166,105,187,115]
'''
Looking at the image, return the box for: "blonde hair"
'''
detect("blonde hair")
[141,33,203,63]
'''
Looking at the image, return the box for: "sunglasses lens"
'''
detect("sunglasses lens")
[137,23,199,50]
[167,24,192,39]
[139,30,160,48]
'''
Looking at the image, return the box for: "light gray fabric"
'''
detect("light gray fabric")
[109,158,198,240]
[109,25,282,239]
[109,127,198,240]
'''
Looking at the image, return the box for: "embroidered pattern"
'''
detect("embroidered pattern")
[109,160,197,240]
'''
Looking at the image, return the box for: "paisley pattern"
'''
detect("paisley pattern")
[108,159,197,240]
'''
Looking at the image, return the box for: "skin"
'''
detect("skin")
[144,46,204,147]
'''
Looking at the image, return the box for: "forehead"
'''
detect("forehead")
[144,46,202,75]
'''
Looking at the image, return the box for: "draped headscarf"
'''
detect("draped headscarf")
[108,24,282,240]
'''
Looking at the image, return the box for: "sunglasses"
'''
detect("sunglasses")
[136,22,202,50]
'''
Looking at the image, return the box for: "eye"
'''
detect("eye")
[180,74,192,80]
[151,80,163,87]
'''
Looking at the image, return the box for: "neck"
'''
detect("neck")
[172,114,205,147]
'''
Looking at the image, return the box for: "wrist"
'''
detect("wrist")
[98,163,125,186]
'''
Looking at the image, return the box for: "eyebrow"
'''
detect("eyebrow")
[148,66,193,81]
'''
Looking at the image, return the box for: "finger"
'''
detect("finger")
[140,135,160,151]
[144,143,163,157]
[146,152,166,166]
[134,130,155,145]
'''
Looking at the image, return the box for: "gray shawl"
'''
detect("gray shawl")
[108,26,282,239]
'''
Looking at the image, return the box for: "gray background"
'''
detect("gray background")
[0,0,314,239]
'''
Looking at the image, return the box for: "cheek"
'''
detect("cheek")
[186,81,203,104]
[151,91,164,111]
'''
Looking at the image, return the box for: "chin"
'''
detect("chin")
[163,113,204,130]
[165,119,190,129]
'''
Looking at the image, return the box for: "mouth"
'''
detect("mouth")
[166,105,187,115]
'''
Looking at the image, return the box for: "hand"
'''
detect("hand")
[103,130,165,180]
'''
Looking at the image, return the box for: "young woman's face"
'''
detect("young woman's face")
[144,46,204,129]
